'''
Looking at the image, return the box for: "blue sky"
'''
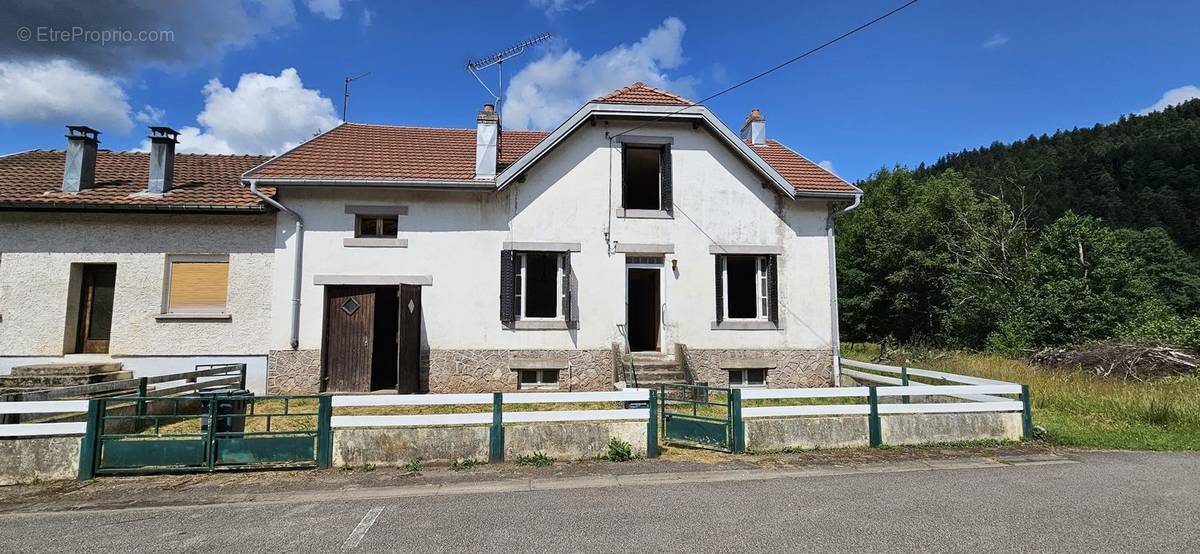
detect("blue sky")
[1,0,1197,182]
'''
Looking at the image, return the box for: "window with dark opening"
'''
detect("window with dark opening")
[356,215,398,238]
[723,255,766,319]
[518,252,562,319]
[622,145,662,210]
[728,368,766,387]
[519,369,560,389]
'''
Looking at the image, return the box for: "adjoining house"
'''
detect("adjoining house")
[244,83,862,394]
[0,127,277,392]
[0,83,861,396]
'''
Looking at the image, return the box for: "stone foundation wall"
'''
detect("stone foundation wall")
[267,349,321,394]
[681,348,832,388]
[428,350,612,393]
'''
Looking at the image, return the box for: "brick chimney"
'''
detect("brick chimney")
[146,126,179,194]
[475,103,499,180]
[62,125,100,193]
[740,108,766,145]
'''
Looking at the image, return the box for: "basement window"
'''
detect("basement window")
[622,145,663,210]
[519,369,560,389]
[728,368,767,388]
[515,252,565,320]
[356,214,399,238]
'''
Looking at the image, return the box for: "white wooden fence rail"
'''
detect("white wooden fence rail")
[0,400,90,437]
[330,389,652,429]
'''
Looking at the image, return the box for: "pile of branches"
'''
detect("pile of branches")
[1030,343,1199,380]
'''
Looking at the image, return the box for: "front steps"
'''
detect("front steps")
[624,351,688,388]
[0,362,131,395]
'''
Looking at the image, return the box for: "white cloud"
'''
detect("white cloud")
[529,0,596,15]
[360,8,374,28]
[0,60,132,132]
[1138,85,1200,115]
[982,33,1009,49]
[140,68,338,154]
[817,160,837,175]
[502,17,696,130]
[305,0,344,20]
[134,105,166,124]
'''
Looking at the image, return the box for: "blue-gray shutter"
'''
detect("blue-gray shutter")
[714,255,724,323]
[500,250,515,324]
[660,144,673,214]
[767,255,779,325]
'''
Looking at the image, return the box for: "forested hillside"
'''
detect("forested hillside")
[839,100,1200,352]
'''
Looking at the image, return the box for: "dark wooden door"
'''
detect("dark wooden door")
[323,286,376,392]
[397,284,422,393]
[76,265,116,353]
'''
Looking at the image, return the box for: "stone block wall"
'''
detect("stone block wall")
[681,348,832,388]
[428,349,612,393]
[266,349,321,394]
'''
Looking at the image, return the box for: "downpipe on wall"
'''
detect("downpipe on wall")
[248,179,304,349]
[826,193,862,386]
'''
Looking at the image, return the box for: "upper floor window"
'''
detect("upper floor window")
[620,140,672,215]
[356,214,398,238]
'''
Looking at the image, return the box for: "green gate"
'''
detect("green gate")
[80,395,331,477]
[660,384,743,452]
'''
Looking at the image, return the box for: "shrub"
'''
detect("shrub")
[401,458,422,473]
[514,452,555,467]
[449,458,480,472]
[604,437,634,462]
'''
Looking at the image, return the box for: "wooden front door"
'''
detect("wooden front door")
[397,284,422,393]
[323,286,376,392]
[76,265,116,353]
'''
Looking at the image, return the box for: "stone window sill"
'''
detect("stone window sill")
[510,320,575,330]
[710,320,782,331]
[616,209,672,219]
[156,313,232,321]
[343,237,408,248]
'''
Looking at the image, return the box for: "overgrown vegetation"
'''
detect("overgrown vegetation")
[844,344,1200,451]
[603,437,634,462]
[401,458,422,473]
[514,452,555,467]
[449,458,481,472]
[840,101,1200,352]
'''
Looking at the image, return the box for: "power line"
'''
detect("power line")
[610,0,921,139]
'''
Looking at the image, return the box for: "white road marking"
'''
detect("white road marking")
[342,506,384,550]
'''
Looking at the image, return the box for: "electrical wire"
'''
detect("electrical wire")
[609,0,921,140]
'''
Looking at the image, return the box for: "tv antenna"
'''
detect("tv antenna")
[342,72,371,121]
[466,33,552,115]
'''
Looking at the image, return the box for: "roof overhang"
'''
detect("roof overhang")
[495,102,860,200]
[0,202,271,214]
[242,177,496,191]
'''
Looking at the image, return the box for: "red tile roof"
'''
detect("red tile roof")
[248,123,551,181]
[0,150,273,211]
[592,82,694,105]
[748,140,856,193]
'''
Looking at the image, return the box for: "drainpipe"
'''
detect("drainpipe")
[249,179,304,349]
[826,193,862,386]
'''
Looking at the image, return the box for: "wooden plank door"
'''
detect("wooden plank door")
[323,286,376,392]
[76,265,116,353]
[397,284,422,394]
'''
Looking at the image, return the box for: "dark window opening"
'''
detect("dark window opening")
[622,146,662,210]
[729,368,767,387]
[522,253,560,318]
[519,369,559,388]
[725,256,760,319]
[356,215,399,238]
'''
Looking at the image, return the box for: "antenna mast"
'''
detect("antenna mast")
[342,72,371,122]
[466,33,551,115]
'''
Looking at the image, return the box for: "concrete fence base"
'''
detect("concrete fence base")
[745,412,1022,452]
[0,436,82,486]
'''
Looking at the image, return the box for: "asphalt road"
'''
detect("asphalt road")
[1,451,1197,553]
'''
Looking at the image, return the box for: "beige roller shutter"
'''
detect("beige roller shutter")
[168,262,229,313]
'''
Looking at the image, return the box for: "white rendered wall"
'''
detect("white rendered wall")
[268,121,834,352]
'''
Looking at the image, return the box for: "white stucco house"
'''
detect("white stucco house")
[0,83,861,395]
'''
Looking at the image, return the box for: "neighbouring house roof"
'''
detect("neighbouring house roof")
[246,123,550,182]
[245,82,858,196]
[0,150,274,212]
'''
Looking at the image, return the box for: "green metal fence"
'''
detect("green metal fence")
[79,395,331,478]
[660,384,744,452]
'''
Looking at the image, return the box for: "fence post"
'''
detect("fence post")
[867,386,882,448]
[900,367,910,404]
[317,395,333,468]
[646,389,659,458]
[77,399,102,480]
[730,388,745,453]
[135,377,148,417]
[489,392,504,463]
[1021,384,1033,440]
[238,364,248,391]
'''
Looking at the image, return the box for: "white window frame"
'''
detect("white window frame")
[728,368,768,388]
[518,369,561,389]
[721,255,769,321]
[516,252,564,321]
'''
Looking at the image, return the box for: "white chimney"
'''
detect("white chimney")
[475,103,499,179]
[740,108,766,145]
[62,125,100,193]
[146,126,179,194]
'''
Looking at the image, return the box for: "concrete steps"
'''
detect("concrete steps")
[624,352,687,387]
[0,362,130,395]
[8,362,124,377]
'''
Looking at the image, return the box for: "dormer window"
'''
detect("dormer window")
[618,137,673,217]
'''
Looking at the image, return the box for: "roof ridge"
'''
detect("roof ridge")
[592,81,695,105]
[342,122,551,135]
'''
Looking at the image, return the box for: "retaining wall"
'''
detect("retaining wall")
[0,435,81,486]
[745,412,1022,452]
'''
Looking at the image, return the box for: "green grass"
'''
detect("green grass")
[844,343,1200,451]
